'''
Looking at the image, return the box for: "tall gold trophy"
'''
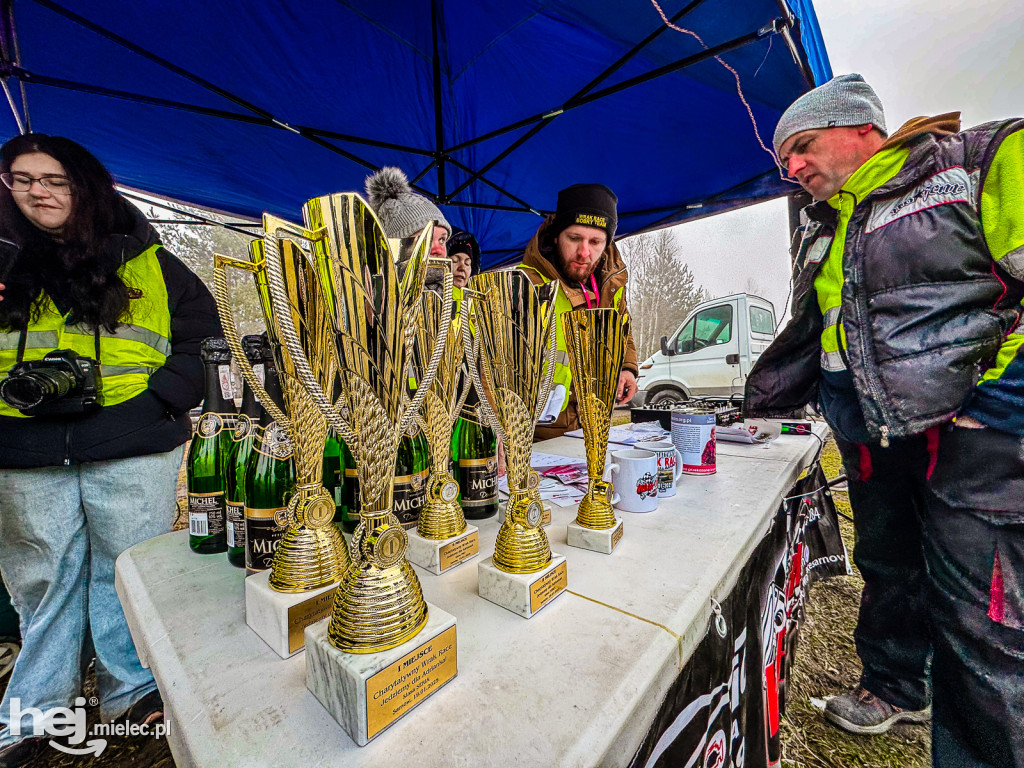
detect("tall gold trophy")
[404,292,481,574]
[298,193,459,746]
[214,236,350,659]
[563,308,628,554]
[467,271,568,618]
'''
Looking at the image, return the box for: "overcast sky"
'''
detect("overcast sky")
[658,0,1024,322]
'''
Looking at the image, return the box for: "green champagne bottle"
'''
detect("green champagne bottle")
[187,338,237,554]
[243,351,296,574]
[393,425,429,529]
[339,438,360,534]
[322,430,344,524]
[225,334,265,568]
[451,409,499,520]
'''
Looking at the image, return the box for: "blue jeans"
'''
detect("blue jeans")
[0,446,182,745]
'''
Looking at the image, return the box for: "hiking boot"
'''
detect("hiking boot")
[824,686,931,735]
[0,736,48,768]
[121,689,164,727]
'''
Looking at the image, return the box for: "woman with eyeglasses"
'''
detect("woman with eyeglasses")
[0,134,219,764]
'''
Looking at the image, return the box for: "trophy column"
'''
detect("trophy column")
[468,272,568,618]
[214,244,349,659]
[563,308,628,555]
[405,292,481,574]
[286,193,458,745]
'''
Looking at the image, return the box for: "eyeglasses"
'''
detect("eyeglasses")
[1,172,73,195]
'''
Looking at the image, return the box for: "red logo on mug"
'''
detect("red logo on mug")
[636,472,657,498]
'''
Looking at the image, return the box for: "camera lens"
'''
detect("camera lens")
[0,369,75,409]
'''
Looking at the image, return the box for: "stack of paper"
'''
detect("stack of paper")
[564,420,668,445]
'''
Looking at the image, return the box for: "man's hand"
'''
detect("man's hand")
[955,414,986,429]
[616,370,638,404]
[496,436,507,478]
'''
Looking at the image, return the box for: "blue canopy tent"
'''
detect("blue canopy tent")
[0,0,830,266]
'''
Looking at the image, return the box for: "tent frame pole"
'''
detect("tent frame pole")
[0,0,29,133]
[431,0,446,199]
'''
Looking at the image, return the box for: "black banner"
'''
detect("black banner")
[629,463,849,768]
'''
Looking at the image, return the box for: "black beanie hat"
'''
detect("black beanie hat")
[552,183,618,241]
[447,227,481,276]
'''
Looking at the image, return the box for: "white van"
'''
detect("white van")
[631,293,777,407]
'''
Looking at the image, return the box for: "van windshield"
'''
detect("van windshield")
[675,304,733,353]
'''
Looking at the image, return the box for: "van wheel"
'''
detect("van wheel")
[649,389,686,407]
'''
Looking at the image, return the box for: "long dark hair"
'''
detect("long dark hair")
[0,134,133,332]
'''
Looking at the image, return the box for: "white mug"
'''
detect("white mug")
[635,440,683,497]
[608,449,659,513]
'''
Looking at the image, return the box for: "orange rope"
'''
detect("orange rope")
[649,0,796,183]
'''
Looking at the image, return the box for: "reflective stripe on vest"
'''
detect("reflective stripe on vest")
[65,322,172,357]
[819,306,847,372]
[0,243,170,417]
[517,264,625,412]
[0,330,59,350]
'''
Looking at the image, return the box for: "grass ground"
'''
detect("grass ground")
[4,431,930,767]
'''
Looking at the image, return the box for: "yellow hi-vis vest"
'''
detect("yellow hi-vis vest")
[814,146,910,373]
[516,264,625,413]
[0,244,171,418]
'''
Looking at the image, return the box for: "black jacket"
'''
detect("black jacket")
[0,201,221,468]
[745,118,1024,441]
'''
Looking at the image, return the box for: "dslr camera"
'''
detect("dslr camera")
[0,349,101,416]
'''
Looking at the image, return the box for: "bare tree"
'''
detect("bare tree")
[129,197,266,336]
[620,229,711,360]
[743,275,767,299]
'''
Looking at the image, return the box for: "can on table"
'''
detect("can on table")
[671,407,717,475]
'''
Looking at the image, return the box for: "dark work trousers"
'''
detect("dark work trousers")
[835,435,933,711]
[924,425,1024,768]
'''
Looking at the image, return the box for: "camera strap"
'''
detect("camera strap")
[16,324,26,364]
[15,324,101,363]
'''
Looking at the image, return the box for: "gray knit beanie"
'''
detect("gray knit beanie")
[365,166,451,240]
[773,74,886,156]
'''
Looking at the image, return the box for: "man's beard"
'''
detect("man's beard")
[556,256,598,284]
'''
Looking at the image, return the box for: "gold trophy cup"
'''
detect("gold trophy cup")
[295,192,454,653]
[467,271,568,618]
[563,307,628,554]
[403,290,483,574]
[295,193,459,746]
[214,236,350,657]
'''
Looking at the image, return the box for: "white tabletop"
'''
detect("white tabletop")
[115,425,826,768]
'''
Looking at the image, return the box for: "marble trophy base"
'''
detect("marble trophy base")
[245,569,339,658]
[305,604,457,746]
[478,554,567,618]
[567,519,624,555]
[406,525,480,575]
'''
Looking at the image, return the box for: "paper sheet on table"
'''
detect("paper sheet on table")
[496,451,588,504]
[563,420,668,445]
[717,423,778,444]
